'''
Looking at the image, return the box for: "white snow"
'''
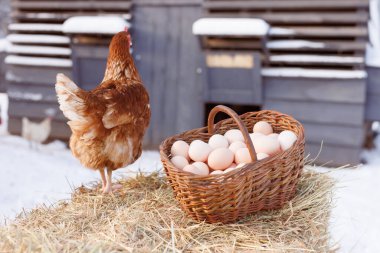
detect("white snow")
[8,91,43,101]
[366,44,380,68]
[370,0,380,29]
[0,94,8,135]
[192,18,270,36]
[6,44,71,56]
[5,55,72,68]
[63,16,130,35]
[0,129,379,252]
[7,34,70,45]
[262,67,367,79]
[0,135,162,220]
[8,23,63,32]
[0,133,379,252]
[0,38,9,53]
[267,40,325,49]
[269,27,295,35]
[270,55,364,64]
[309,132,380,253]
[309,164,380,253]
[366,0,380,67]
[18,12,131,21]
[368,20,380,48]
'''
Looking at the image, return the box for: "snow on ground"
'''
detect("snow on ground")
[312,166,380,253]
[0,135,161,221]
[0,94,8,135]
[0,131,379,252]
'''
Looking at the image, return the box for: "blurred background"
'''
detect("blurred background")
[1,0,380,166]
[0,1,380,251]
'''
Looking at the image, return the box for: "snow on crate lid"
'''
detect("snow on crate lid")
[192,18,269,37]
[62,16,130,35]
[261,68,367,79]
[0,38,9,53]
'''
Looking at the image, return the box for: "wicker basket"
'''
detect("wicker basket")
[160,105,305,224]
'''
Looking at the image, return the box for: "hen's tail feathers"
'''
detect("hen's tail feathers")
[55,73,88,131]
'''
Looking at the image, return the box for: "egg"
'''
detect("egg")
[253,121,273,135]
[171,140,190,160]
[188,140,212,162]
[250,132,264,142]
[278,130,298,151]
[208,134,229,149]
[268,133,279,139]
[235,148,253,164]
[224,129,244,144]
[229,141,247,153]
[253,136,281,155]
[228,163,237,169]
[192,162,209,172]
[257,153,269,160]
[208,148,234,170]
[236,163,246,169]
[170,156,189,169]
[183,164,209,176]
[210,170,224,175]
[224,167,237,174]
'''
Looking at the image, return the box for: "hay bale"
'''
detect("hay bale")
[0,167,334,252]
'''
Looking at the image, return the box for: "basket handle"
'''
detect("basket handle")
[207,105,257,162]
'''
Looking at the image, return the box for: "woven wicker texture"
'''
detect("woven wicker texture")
[160,105,305,224]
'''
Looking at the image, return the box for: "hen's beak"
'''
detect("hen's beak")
[124,26,132,47]
[128,34,132,47]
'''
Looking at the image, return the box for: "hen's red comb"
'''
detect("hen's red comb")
[124,26,129,32]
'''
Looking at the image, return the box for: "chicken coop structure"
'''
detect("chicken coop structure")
[197,0,372,165]
[2,0,379,165]
[5,0,133,139]
[0,44,6,93]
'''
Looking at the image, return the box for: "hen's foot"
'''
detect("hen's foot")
[102,169,122,194]
[102,183,122,194]
[112,184,122,190]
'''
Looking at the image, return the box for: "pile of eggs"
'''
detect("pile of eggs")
[170,121,297,176]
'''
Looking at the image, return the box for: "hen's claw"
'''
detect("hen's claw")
[112,184,123,191]
[102,183,122,194]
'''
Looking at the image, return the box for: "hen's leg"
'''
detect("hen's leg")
[103,168,122,194]
[99,168,107,192]
[103,168,113,193]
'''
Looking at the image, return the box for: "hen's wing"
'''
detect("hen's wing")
[101,81,150,129]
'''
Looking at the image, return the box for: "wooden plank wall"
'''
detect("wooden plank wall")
[365,66,380,121]
[202,0,369,165]
[6,0,132,140]
[0,52,5,92]
[263,76,366,165]
[204,0,369,70]
[132,0,204,148]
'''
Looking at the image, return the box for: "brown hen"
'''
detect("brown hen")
[55,29,150,193]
